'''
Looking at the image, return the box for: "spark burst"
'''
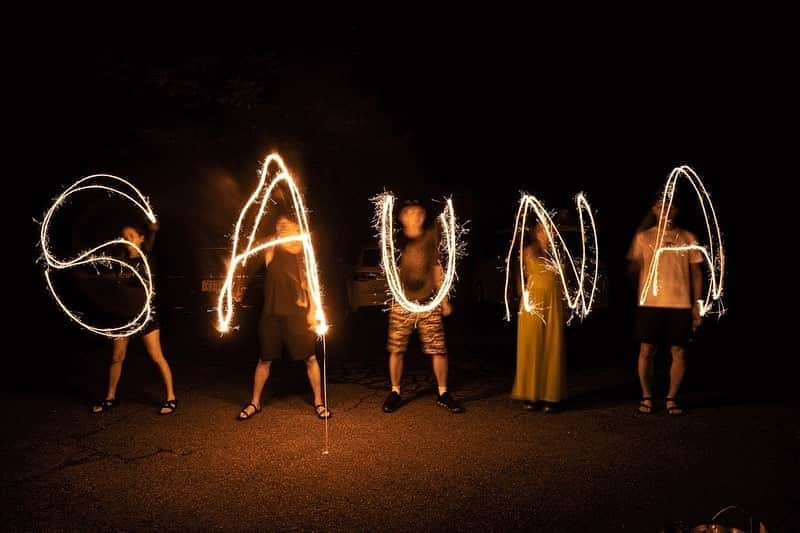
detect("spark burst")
[216,153,327,336]
[504,193,599,323]
[40,175,157,337]
[374,193,459,313]
[640,165,724,316]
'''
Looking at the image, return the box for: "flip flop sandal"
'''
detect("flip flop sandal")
[314,404,332,419]
[159,399,178,416]
[90,399,118,414]
[238,402,262,421]
[638,396,654,414]
[666,397,684,416]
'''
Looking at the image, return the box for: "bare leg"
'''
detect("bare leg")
[638,342,656,413]
[306,355,330,417]
[389,352,404,389]
[667,346,686,414]
[305,355,323,406]
[141,330,176,411]
[240,360,272,418]
[106,337,129,400]
[431,354,448,390]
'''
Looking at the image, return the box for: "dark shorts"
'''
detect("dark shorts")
[123,307,159,337]
[139,316,160,336]
[636,307,692,348]
[259,313,316,361]
[386,301,447,356]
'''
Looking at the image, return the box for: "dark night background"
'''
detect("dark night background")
[17,26,773,381]
[5,17,795,530]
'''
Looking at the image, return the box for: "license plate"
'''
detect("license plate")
[201,279,223,292]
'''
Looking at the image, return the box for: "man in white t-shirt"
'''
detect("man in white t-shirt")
[628,200,703,416]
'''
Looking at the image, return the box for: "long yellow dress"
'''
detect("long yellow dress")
[511,255,567,402]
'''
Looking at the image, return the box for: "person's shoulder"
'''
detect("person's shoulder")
[635,227,656,241]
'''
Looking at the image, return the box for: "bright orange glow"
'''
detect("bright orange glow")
[216,153,328,335]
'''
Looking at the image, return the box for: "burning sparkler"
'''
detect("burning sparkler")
[504,193,599,323]
[640,165,724,316]
[40,175,157,337]
[217,153,331,454]
[216,153,328,335]
[375,193,459,313]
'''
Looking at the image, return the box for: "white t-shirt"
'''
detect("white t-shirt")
[629,226,703,309]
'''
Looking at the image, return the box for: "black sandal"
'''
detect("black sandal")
[523,401,539,411]
[666,397,683,416]
[638,396,654,414]
[314,404,332,419]
[238,403,261,421]
[90,399,118,414]
[159,399,178,416]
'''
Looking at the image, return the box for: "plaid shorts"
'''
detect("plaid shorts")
[386,301,447,355]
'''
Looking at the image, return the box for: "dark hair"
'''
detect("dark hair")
[526,221,547,257]
[636,195,680,233]
[399,200,426,215]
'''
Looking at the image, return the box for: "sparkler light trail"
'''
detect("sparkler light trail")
[39,175,157,337]
[504,193,599,323]
[216,153,330,454]
[640,165,725,317]
[216,153,327,336]
[375,193,459,313]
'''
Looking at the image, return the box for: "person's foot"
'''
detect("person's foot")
[314,404,332,419]
[90,398,118,414]
[523,401,540,411]
[638,397,654,414]
[543,402,560,414]
[238,402,262,421]
[159,399,178,415]
[436,392,465,414]
[382,391,402,413]
[666,397,684,416]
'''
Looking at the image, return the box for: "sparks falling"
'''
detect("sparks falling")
[640,165,725,316]
[216,153,328,336]
[375,193,459,313]
[40,175,157,337]
[504,193,599,323]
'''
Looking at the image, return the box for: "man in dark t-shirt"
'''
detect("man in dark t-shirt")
[238,214,331,421]
[382,201,464,414]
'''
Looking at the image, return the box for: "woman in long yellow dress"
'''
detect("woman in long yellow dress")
[511,223,566,413]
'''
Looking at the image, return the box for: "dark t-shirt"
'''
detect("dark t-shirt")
[399,227,440,302]
[263,246,307,316]
[113,235,157,317]
[75,232,157,321]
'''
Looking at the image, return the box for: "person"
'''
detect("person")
[628,199,703,416]
[382,201,464,414]
[238,214,331,421]
[91,221,178,415]
[511,222,567,413]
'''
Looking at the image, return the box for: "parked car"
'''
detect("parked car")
[157,247,264,337]
[346,246,388,311]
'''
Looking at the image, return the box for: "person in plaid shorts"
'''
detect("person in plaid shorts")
[382,201,464,414]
